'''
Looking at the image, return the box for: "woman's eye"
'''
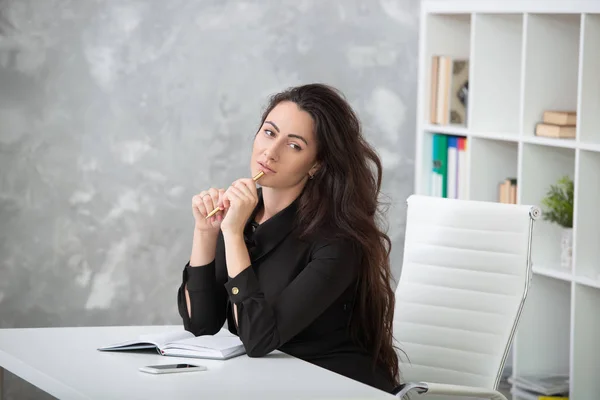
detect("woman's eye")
[289,143,301,151]
[265,130,274,137]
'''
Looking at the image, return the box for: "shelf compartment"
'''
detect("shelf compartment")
[578,14,600,145]
[513,275,571,377]
[422,13,471,126]
[470,14,523,135]
[574,150,600,283]
[419,131,468,198]
[571,284,600,398]
[468,137,518,202]
[520,143,575,272]
[522,14,581,137]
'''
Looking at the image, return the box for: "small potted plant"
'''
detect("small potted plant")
[540,175,574,270]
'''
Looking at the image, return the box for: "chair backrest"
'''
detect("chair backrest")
[393,195,540,391]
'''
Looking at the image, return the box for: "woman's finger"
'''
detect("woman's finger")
[226,186,246,204]
[233,180,254,201]
[206,188,223,221]
[221,191,231,210]
[193,191,209,216]
[201,191,216,217]
[215,189,226,220]
[208,187,220,210]
[237,179,258,201]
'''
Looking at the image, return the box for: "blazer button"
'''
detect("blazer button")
[231,287,239,295]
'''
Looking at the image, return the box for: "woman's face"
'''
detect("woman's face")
[251,101,319,189]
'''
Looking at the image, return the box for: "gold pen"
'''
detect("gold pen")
[205,170,265,219]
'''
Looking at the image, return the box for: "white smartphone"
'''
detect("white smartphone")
[139,363,207,374]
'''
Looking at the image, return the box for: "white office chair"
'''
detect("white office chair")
[393,195,541,400]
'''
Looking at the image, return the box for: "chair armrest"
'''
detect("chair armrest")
[395,381,507,400]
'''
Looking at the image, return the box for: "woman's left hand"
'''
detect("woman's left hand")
[219,178,259,235]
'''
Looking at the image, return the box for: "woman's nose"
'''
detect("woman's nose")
[263,143,280,161]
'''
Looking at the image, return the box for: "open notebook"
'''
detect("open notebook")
[98,328,246,360]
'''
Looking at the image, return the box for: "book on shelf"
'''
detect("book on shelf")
[97,328,246,360]
[543,110,576,126]
[508,374,569,398]
[447,136,458,199]
[429,55,469,126]
[535,123,576,139]
[498,178,517,204]
[457,137,467,200]
[431,133,467,199]
[535,110,576,139]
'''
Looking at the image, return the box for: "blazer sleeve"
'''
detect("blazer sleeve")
[223,237,360,357]
[177,260,228,336]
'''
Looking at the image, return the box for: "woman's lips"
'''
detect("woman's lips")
[257,162,275,174]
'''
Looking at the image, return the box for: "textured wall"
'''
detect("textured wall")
[0,0,418,397]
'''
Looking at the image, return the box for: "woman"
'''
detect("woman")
[177,83,400,393]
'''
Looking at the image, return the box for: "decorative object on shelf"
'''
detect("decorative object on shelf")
[429,55,469,126]
[450,60,469,125]
[535,110,577,139]
[540,176,574,270]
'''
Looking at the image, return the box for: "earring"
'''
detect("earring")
[309,173,314,180]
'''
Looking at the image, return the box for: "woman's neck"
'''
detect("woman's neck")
[256,185,303,224]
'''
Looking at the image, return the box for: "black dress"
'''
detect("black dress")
[176,189,396,393]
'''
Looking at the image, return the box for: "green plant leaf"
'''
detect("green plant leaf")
[540,175,574,228]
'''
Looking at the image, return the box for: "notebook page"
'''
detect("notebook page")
[137,330,194,347]
[167,335,243,351]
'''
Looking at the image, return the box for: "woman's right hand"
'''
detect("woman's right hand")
[192,188,226,233]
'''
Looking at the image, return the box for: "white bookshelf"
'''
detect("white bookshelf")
[415,2,600,399]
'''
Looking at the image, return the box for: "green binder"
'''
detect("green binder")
[432,134,448,198]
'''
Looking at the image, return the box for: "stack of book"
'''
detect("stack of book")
[430,133,468,199]
[508,374,569,399]
[498,178,517,204]
[535,110,576,139]
[429,55,469,126]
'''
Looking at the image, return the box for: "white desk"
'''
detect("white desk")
[0,325,397,400]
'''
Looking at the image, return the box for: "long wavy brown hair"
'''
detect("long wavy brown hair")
[257,83,400,388]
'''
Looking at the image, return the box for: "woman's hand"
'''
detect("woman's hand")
[220,179,259,235]
[192,187,226,233]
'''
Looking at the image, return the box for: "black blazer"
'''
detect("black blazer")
[177,189,395,393]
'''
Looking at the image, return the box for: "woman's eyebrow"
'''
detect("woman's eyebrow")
[265,121,309,145]
[265,121,280,132]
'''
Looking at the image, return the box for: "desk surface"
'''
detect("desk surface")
[0,325,396,400]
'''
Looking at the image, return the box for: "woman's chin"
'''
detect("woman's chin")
[257,179,273,188]
[256,177,283,189]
